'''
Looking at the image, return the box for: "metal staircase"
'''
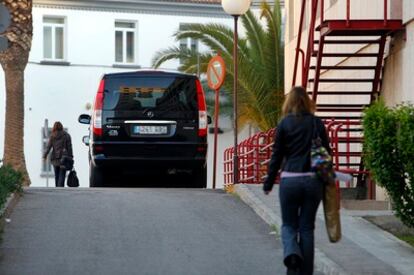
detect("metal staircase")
[223,1,404,198]
[292,0,403,198]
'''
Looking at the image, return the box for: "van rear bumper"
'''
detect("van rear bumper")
[91,155,206,169]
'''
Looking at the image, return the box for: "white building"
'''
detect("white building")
[0,0,239,187]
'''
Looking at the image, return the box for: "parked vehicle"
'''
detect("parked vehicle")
[79,70,210,188]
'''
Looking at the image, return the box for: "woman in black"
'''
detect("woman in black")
[263,87,332,275]
[43,122,73,187]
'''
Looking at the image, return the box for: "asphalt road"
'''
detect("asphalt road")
[0,188,284,275]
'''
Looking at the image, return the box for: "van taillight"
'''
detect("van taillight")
[196,79,207,137]
[93,79,105,136]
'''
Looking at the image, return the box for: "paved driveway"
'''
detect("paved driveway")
[0,188,284,275]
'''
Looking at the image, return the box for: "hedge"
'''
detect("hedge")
[0,164,23,211]
[363,101,414,228]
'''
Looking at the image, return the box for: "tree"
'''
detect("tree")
[0,0,33,185]
[152,0,284,131]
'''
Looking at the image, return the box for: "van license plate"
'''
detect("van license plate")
[133,125,168,135]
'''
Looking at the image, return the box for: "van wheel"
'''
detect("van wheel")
[194,166,207,188]
[90,162,104,188]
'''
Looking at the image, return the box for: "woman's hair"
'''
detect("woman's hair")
[282,86,316,116]
[52,121,63,136]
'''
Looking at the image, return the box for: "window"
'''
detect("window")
[103,77,197,112]
[43,17,65,60]
[115,21,136,64]
[179,24,199,64]
[330,0,339,7]
[41,127,53,177]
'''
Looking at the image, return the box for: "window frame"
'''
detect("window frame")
[40,127,53,178]
[179,23,199,65]
[42,16,67,61]
[114,20,138,65]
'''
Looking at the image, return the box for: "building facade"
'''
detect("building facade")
[0,0,236,187]
[284,0,412,200]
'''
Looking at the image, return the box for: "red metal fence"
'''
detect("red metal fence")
[223,119,374,198]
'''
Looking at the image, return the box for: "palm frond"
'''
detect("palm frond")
[151,1,285,131]
[151,46,190,68]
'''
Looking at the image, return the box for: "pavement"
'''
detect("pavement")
[234,184,414,275]
[0,187,286,275]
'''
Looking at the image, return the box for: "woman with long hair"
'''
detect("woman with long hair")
[263,86,332,275]
[43,122,73,187]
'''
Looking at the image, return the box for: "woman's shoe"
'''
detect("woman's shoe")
[286,267,299,275]
[285,254,301,275]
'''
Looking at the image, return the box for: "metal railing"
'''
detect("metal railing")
[223,120,374,198]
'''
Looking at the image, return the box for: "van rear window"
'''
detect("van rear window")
[103,77,197,111]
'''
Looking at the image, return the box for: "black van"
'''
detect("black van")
[79,71,209,188]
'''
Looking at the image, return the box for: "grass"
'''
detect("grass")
[231,192,241,200]
[397,235,414,247]
[270,224,280,239]
[364,215,414,248]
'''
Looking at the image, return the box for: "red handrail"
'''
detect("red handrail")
[292,0,307,87]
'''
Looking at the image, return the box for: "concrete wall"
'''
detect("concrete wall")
[285,0,400,91]
[0,6,240,188]
[382,1,414,106]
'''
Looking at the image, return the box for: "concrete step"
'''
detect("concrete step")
[341,199,391,211]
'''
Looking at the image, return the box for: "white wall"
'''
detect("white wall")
[0,6,239,188]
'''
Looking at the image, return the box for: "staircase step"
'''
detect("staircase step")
[310,66,376,70]
[336,137,364,143]
[314,39,381,44]
[317,106,366,112]
[319,115,363,120]
[335,152,363,157]
[308,91,377,95]
[309,78,374,83]
[317,109,364,113]
[312,52,379,57]
[317,104,368,107]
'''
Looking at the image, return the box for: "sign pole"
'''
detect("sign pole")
[207,54,226,189]
[212,89,220,189]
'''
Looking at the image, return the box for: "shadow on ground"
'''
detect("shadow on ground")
[104,170,197,188]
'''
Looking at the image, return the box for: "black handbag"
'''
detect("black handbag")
[67,169,79,188]
[310,117,335,185]
[60,134,74,170]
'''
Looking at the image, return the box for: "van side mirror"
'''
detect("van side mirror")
[207,115,212,125]
[82,135,90,146]
[79,114,91,124]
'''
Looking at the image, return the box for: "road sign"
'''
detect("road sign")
[207,55,226,91]
[206,55,226,190]
[0,3,11,33]
[0,36,8,52]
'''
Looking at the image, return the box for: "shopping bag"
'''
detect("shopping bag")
[323,182,341,243]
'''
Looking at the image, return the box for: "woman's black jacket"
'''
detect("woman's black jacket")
[263,113,331,192]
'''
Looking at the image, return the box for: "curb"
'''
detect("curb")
[233,184,348,275]
[0,192,21,228]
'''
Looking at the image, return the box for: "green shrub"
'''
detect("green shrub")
[363,101,414,228]
[0,165,23,211]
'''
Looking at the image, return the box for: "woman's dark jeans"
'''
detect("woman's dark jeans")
[53,165,66,187]
[279,176,323,275]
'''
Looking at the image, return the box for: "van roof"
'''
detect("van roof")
[104,70,197,79]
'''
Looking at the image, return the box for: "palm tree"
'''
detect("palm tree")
[152,0,284,131]
[0,0,33,185]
